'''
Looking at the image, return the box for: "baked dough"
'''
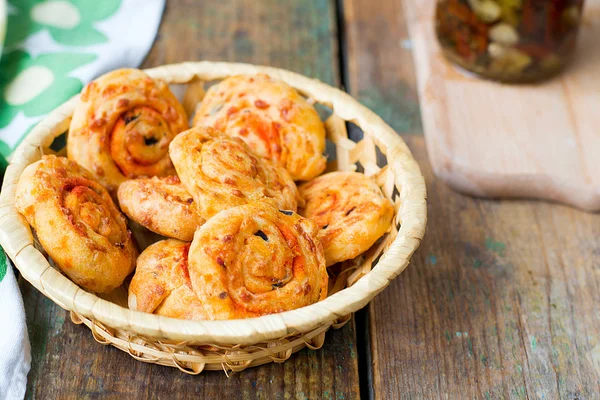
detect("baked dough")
[68,68,188,194]
[299,171,394,266]
[187,202,327,320]
[128,239,207,320]
[129,204,327,320]
[117,176,204,241]
[15,155,137,293]
[193,74,326,181]
[169,126,300,220]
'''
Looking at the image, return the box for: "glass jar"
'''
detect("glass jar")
[435,0,585,83]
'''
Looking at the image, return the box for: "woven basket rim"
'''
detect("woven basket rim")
[0,61,427,345]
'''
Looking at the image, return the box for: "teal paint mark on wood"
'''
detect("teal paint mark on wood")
[348,343,356,358]
[485,237,506,256]
[512,386,527,399]
[473,259,483,269]
[428,254,437,265]
[480,354,488,366]
[531,335,538,350]
[516,363,523,373]
[444,330,452,343]
[552,347,560,360]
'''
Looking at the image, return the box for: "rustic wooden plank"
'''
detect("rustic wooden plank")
[369,136,600,399]
[21,281,359,400]
[23,0,360,398]
[144,0,339,86]
[343,0,421,134]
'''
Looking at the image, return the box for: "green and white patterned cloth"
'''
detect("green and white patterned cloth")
[0,1,165,398]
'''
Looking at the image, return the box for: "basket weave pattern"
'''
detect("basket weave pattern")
[0,62,427,374]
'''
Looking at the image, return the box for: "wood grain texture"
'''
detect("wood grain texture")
[23,0,360,398]
[369,136,600,400]
[21,281,359,400]
[344,0,422,134]
[143,0,339,86]
[408,0,600,211]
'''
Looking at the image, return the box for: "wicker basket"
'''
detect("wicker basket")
[0,62,427,375]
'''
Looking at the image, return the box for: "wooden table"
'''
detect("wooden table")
[21,1,600,399]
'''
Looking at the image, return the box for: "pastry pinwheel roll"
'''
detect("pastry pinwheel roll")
[117,176,204,241]
[128,239,208,320]
[298,171,394,266]
[68,68,188,194]
[193,74,326,181]
[169,126,300,220]
[188,203,327,319]
[15,156,137,293]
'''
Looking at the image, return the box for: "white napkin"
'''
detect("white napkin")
[0,256,30,400]
[0,1,165,398]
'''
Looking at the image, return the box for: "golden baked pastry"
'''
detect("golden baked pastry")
[128,239,207,320]
[187,202,328,319]
[193,74,326,181]
[117,176,204,241]
[169,126,300,220]
[68,68,188,194]
[15,155,137,293]
[298,171,394,266]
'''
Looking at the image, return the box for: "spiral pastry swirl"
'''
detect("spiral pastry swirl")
[128,239,208,320]
[15,156,137,293]
[68,69,188,194]
[117,176,204,241]
[299,171,394,266]
[193,74,326,181]
[169,126,300,220]
[187,203,327,320]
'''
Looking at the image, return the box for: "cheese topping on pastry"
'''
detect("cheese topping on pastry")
[129,239,208,320]
[299,171,394,266]
[129,204,327,320]
[187,203,328,319]
[193,74,326,181]
[15,155,137,293]
[68,68,188,194]
[169,126,300,220]
[118,176,204,241]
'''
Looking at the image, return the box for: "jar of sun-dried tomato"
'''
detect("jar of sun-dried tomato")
[435,0,585,83]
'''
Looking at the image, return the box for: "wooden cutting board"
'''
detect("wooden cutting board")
[407,0,600,211]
